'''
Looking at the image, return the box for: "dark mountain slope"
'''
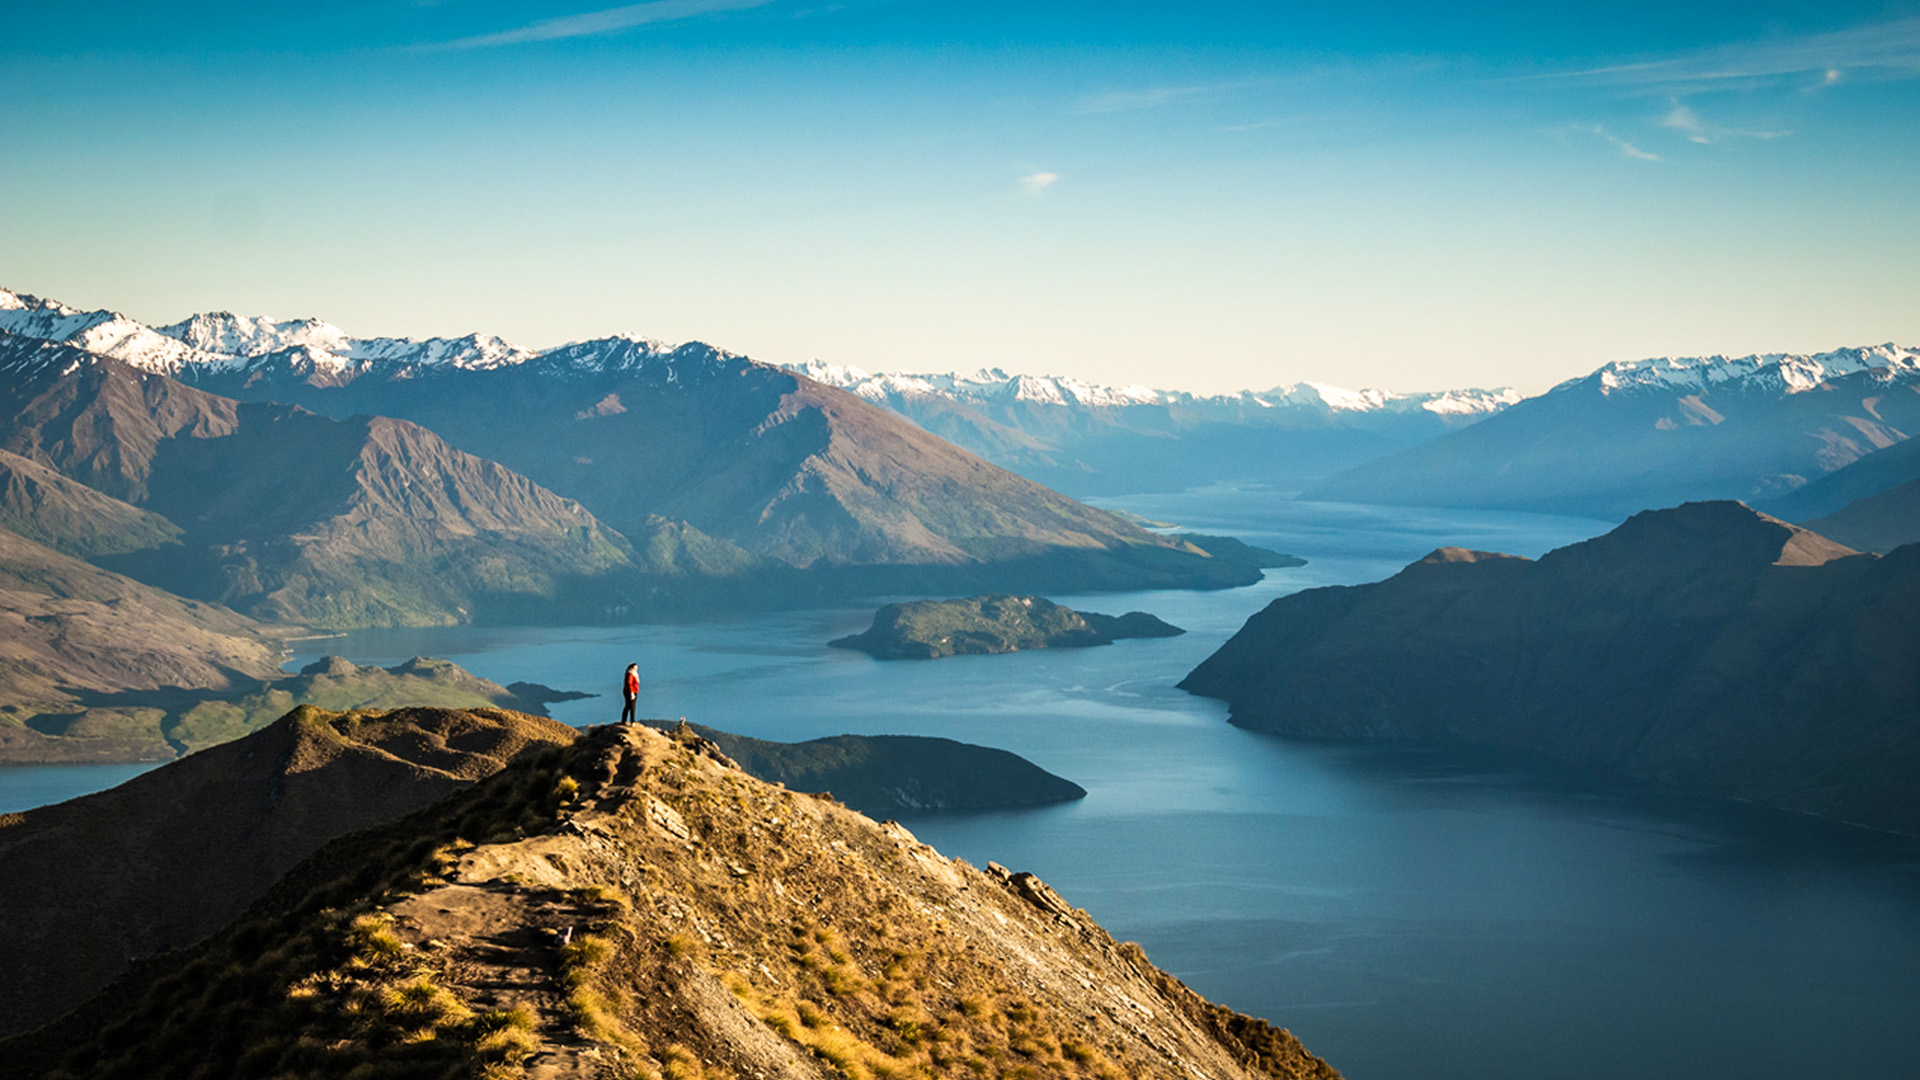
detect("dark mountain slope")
[1803,478,1920,553]
[1766,430,1920,521]
[0,705,576,1038]
[183,343,1261,591]
[0,448,180,558]
[1768,433,1920,552]
[3,719,1338,1080]
[1182,502,1920,833]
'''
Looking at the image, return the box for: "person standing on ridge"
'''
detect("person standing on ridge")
[621,663,639,725]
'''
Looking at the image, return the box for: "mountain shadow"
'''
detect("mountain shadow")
[1182,501,1920,834]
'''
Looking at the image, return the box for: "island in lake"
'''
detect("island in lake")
[831,594,1184,660]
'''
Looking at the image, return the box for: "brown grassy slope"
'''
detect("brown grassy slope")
[0,447,181,558]
[1183,501,1920,833]
[184,348,1261,590]
[0,333,241,501]
[0,705,574,1038]
[7,720,1340,1080]
[0,339,637,627]
[0,524,280,759]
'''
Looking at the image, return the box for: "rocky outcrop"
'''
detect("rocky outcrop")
[2,718,1340,1080]
[1182,502,1920,834]
[832,594,1184,660]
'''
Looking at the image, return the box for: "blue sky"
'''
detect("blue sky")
[3,1,1917,393]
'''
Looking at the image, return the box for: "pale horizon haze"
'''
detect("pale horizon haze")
[3,1,1918,396]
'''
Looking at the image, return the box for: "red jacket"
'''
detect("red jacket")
[624,670,639,697]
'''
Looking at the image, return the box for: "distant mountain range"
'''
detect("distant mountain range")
[0,288,1273,607]
[1306,345,1920,520]
[0,333,634,628]
[1182,501,1920,834]
[788,360,1519,494]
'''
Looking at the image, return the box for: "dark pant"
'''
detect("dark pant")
[621,695,636,724]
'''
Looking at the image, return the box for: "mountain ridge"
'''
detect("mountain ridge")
[0,716,1340,1080]
[1305,345,1920,518]
[0,336,640,628]
[2,287,1267,594]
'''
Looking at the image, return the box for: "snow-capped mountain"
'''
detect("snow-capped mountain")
[1572,344,1920,397]
[1,286,1274,592]
[156,309,542,373]
[784,360,1520,421]
[0,289,225,374]
[1309,343,1920,519]
[0,285,1532,495]
[777,359,1522,493]
[0,289,547,381]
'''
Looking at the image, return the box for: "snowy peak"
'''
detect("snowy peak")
[1573,344,1920,397]
[344,332,538,370]
[157,311,354,359]
[0,288,221,375]
[154,310,539,371]
[537,335,749,385]
[788,358,1515,419]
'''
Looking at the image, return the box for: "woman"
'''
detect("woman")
[621,662,639,725]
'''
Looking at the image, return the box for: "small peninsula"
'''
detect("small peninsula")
[662,721,1087,816]
[831,594,1184,660]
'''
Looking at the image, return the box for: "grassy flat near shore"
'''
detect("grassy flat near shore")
[0,655,583,765]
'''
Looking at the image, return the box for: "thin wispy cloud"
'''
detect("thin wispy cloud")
[1593,126,1662,161]
[1537,16,1920,90]
[1077,85,1213,114]
[1660,103,1709,143]
[1656,101,1793,144]
[1019,172,1060,194]
[1073,79,1267,115]
[438,0,774,49]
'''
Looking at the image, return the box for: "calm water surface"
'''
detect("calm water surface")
[8,491,1919,1079]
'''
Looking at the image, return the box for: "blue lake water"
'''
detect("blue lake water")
[7,489,1919,1079]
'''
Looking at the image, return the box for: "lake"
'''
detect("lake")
[8,488,1920,1079]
